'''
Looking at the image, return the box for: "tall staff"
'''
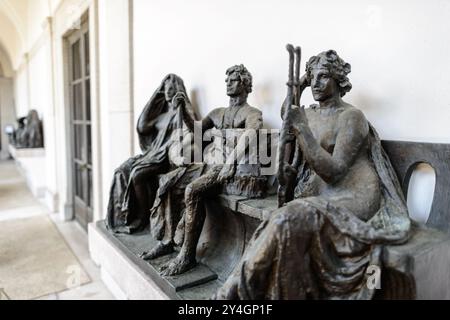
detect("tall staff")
[277,44,304,208]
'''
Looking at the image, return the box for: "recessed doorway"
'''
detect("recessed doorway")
[67,21,93,230]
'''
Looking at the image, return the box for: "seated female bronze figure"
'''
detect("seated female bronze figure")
[214,49,411,300]
[106,74,196,234]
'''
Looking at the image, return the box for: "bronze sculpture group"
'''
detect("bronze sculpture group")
[11,110,44,149]
[106,45,411,300]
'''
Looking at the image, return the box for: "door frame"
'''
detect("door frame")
[61,6,103,228]
[67,19,93,230]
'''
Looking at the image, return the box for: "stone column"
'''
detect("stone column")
[0,77,15,160]
[97,0,135,221]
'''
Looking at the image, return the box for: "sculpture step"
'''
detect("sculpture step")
[95,222,219,299]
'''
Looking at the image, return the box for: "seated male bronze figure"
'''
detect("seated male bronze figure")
[214,48,411,300]
[140,120,204,260]
[158,65,264,276]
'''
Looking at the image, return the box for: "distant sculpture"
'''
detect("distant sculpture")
[214,47,411,300]
[12,110,44,149]
[106,74,196,234]
[157,65,265,276]
[25,110,44,148]
[13,117,27,148]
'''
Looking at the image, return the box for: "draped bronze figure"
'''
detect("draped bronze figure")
[106,74,196,234]
[25,110,44,148]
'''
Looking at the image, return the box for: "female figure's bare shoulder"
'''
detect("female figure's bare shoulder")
[337,103,369,136]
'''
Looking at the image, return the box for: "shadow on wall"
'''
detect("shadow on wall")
[189,89,202,120]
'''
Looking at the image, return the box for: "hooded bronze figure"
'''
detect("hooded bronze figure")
[106,74,196,234]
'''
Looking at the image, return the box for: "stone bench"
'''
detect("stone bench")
[216,197,450,300]
[214,140,450,299]
[379,140,450,299]
[90,140,450,300]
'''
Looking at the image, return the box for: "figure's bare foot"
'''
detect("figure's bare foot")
[160,254,197,276]
[140,242,174,260]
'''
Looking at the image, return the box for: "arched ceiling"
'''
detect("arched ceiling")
[0,41,13,77]
[0,0,28,69]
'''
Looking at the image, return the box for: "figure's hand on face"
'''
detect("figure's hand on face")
[300,74,311,89]
[172,92,187,109]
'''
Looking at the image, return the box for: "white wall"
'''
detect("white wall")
[4,0,448,224]
[25,0,51,51]
[29,22,59,211]
[133,0,450,143]
[28,41,52,117]
[97,0,134,214]
[14,65,28,117]
[133,0,450,222]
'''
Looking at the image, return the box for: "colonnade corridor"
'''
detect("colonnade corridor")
[0,160,114,300]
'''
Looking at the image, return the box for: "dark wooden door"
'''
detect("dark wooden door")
[68,23,93,230]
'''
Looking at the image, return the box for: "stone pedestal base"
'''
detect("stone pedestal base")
[8,145,47,200]
[89,195,450,300]
[8,145,45,158]
[88,222,221,300]
[88,222,170,300]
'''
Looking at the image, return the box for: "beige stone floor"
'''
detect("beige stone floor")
[0,160,114,300]
[0,161,42,212]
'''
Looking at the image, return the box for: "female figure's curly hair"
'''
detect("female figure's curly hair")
[226,64,253,94]
[306,50,352,97]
